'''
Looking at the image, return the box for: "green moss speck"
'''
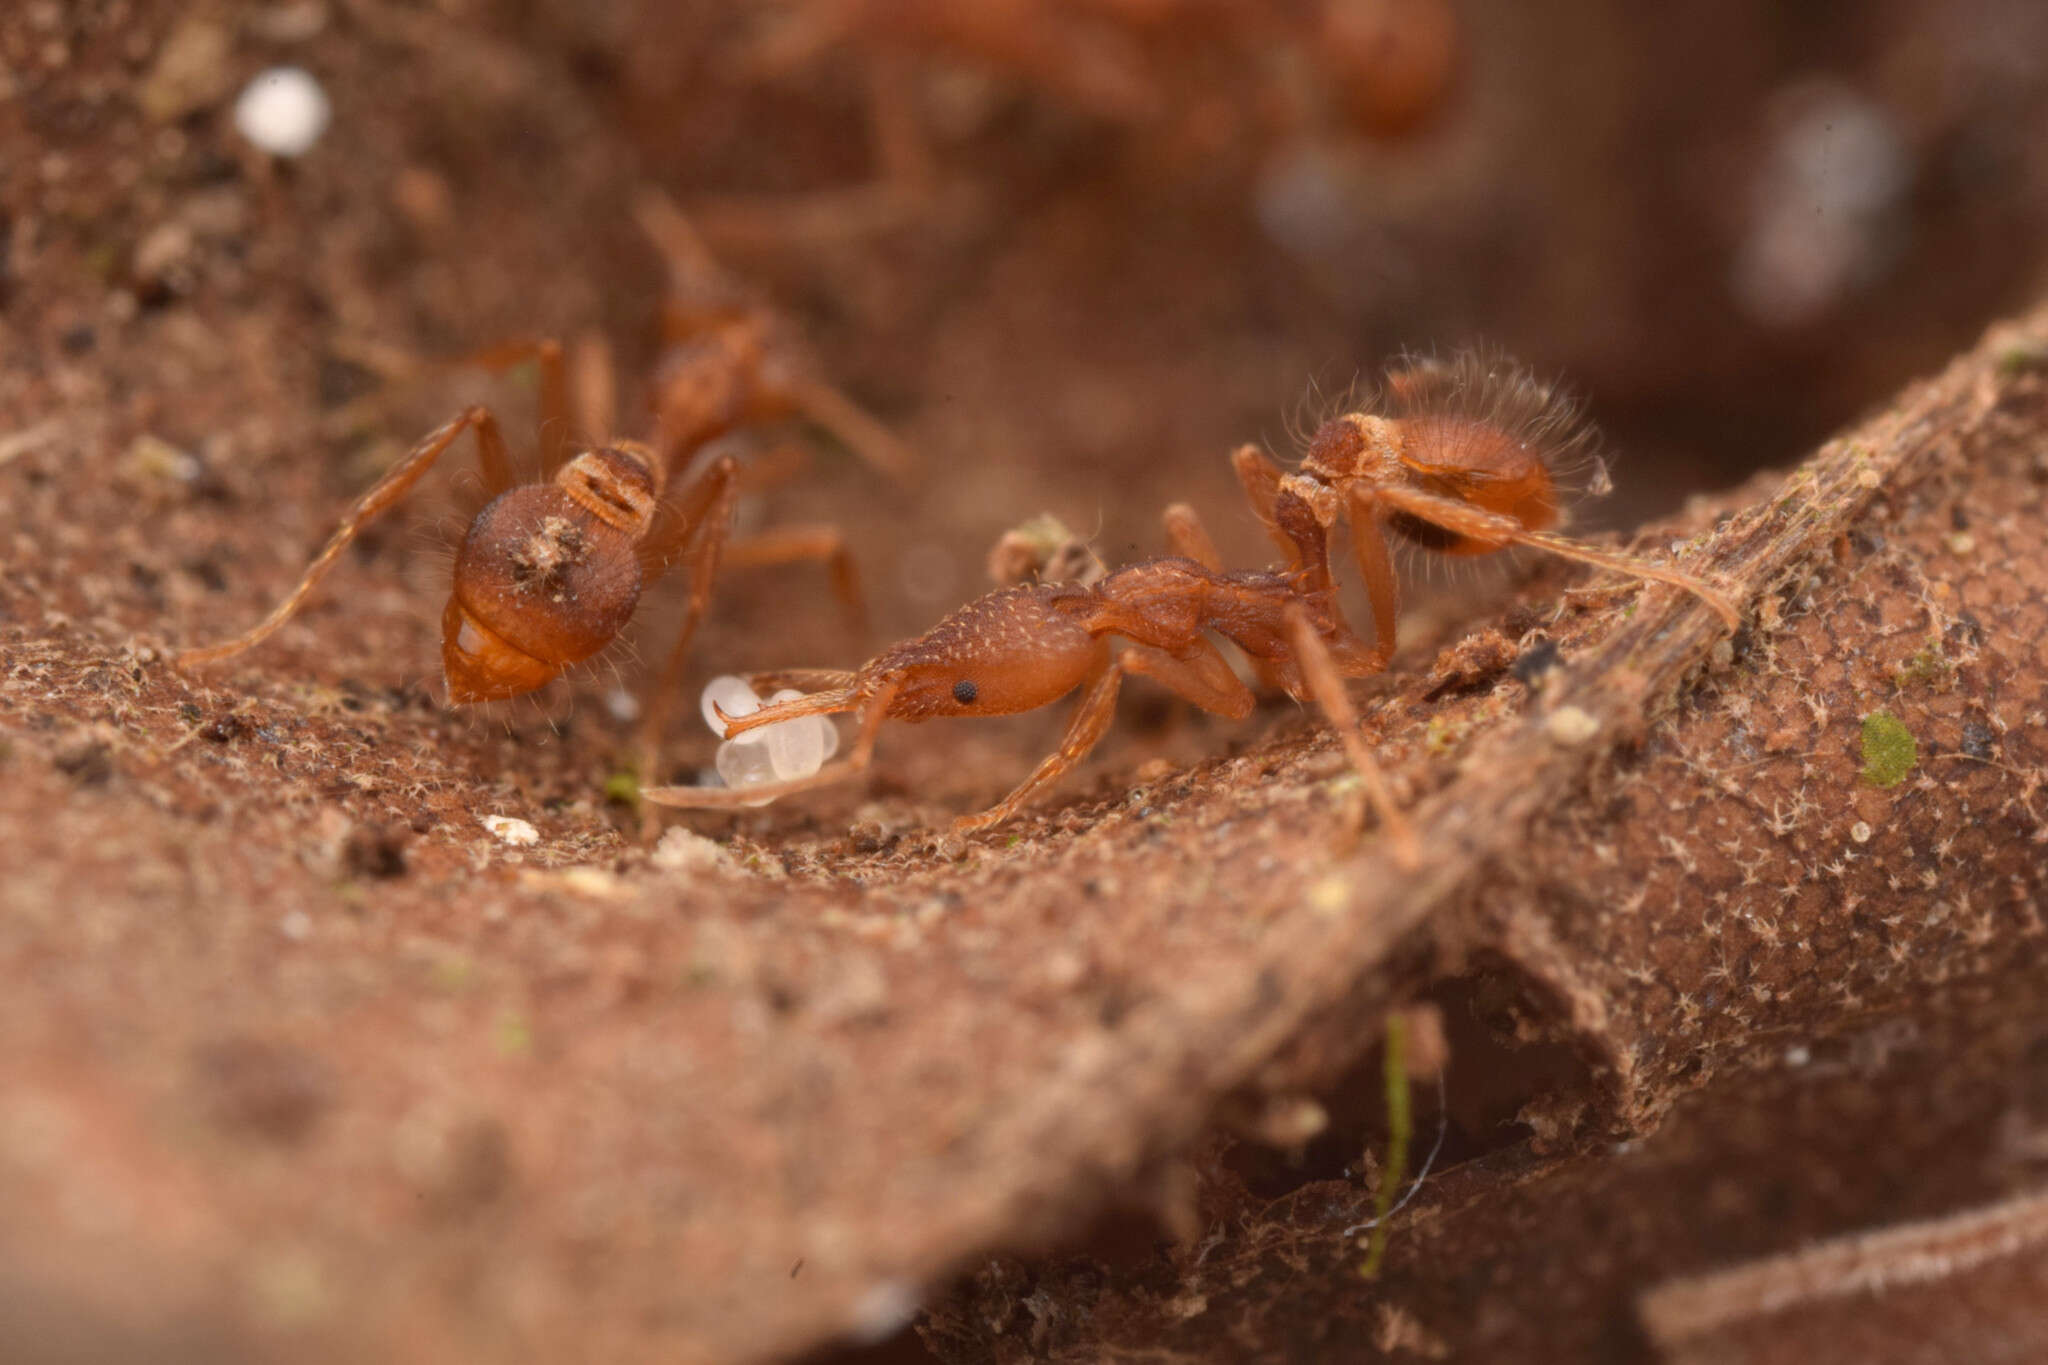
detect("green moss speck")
[1894,641,1953,690]
[1996,341,2048,376]
[602,768,641,808]
[1425,716,1468,755]
[494,1011,533,1057]
[1860,712,1917,788]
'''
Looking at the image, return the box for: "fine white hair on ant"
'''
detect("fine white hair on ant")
[1228,348,1739,663]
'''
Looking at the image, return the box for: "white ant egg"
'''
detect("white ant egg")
[700,675,762,740]
[233,67,332,158]
[701,677,838,800]
[762,688,828,780]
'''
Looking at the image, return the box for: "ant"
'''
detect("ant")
[744,0,1459,136]
[643,351,1738,846]
[1220,351,1742,665]
[683,0,1459,249]
[642,528,1412,851]
[175,192,912,777]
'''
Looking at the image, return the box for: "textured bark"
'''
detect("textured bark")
[923,306,2048,1362]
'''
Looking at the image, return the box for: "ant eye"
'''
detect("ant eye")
[952,679,979,704]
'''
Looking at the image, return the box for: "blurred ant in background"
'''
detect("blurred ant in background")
[682,0,1461,246]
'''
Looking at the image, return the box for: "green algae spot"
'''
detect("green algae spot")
[602,768,641,808]
[1860,712,1917,788]
[1996,340,2048,376]
[1894,640,1953,690]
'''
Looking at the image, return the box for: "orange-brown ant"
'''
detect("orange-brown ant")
[642,528,1412,853]
[690,0,1460,249]
[1228,351,1742,665]
[176,192,911,772]
[643,352,1737,846]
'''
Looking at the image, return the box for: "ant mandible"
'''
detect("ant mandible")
[175,191,911,772]
[642,352,1739,850]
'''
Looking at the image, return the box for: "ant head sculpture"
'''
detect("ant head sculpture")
[442,449,656,703]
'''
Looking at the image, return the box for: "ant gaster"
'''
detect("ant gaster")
[644,353,1738,848]
[176,193,910,768]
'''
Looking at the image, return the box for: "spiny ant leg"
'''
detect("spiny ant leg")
[722,524,867,635]
[178,406,503,669]
[1369,484,1740,627]
[642,678,900,811]
[1162,502,1223,571]
[954,663,1124,834]
[1283,604,1419,868]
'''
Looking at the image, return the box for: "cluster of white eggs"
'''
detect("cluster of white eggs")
[698,676,838,804]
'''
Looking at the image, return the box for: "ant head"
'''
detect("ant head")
[441,485,643,704]
[1302,413,1402,483]
[874,586,1107,721]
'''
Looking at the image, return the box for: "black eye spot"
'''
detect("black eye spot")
[952,679,979,704]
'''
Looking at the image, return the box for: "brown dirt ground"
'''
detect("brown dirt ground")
[5,4,2048,1363]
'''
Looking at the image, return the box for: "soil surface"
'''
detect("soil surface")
[4,4,2048,1363]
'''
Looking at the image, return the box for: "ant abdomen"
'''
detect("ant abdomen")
[442,484,644,703]
[1392,414,1562,552]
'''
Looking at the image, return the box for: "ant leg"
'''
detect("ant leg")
[722,524,867,635]
[642,677,900,811]
[1162,503,1223,570]
[570,329,616,447]
[1236,443,1342,597]
[632,190,736,334]
[953,663,1125,834]
[457,338,573,476]
[740,667,860,697]
[780,375,917,484]
[1117,641,1255,719]
[1283,604,1419,868]
[632,455,742,783]
[178,407,503,669]
[1368,485,1741,628]
[687,48,937,251]
[1345,486,1402,663]
[635,189,916,481]
[1230,444,1299,561]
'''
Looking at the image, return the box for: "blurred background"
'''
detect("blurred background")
[9,0,2048,706]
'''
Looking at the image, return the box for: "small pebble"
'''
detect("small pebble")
[234,66,331,157]
[1544,705,1601,746]
[481,814,538,847]
[652,827,729,874]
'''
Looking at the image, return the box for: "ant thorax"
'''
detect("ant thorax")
[1302,413,1405,483]
[558,444,661,536]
